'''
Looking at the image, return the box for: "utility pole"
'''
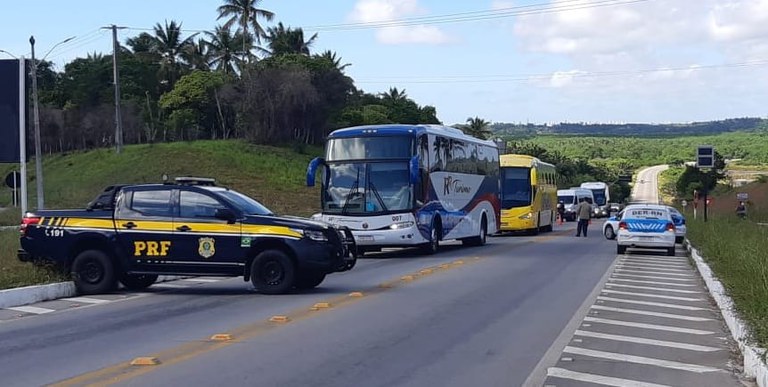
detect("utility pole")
[29,36,44,209]
[103,25,126,153]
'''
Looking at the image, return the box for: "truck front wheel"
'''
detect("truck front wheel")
[71,250,117,295]
[251,250,296,294]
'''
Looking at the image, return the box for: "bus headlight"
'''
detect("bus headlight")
[390,221,415,230]
[293,228,328,242]
[518,213,532,220]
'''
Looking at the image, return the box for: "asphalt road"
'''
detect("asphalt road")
[633,165,669,204]
[1,222,620,387]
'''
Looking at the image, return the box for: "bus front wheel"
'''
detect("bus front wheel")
[421,222,441,255]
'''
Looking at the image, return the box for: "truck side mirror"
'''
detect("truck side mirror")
[306,157,325,187]
[215,208,237,224]
[409,155,420,185]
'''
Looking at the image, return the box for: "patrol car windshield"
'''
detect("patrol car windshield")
[207,188,273,216]
[322,161,412,214]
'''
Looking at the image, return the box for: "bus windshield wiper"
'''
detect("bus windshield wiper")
[367,180,388,212]
[341,167,361,215]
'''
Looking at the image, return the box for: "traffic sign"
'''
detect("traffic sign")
[681,200,688,208]
[4,171,21,188]
[697,145,715,168]
[737,192,748,201]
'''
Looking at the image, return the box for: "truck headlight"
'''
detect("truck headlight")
[390,221,414,230]
[293,228,328,241]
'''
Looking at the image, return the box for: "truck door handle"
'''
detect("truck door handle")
[122,222,137,229]
[176,225,191,232]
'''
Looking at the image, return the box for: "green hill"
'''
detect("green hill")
[0,140,323,225]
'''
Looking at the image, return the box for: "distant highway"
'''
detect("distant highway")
[632,165,669,203]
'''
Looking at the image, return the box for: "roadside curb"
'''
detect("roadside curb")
[686,240,768,386]
[0,276,191,310]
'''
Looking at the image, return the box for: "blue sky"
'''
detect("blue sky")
[2,0,768,126]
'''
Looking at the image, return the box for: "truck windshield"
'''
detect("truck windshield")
[326,136,413,161]
[210,189,274,216]
[501,167,531,209]
[323,162,412,214]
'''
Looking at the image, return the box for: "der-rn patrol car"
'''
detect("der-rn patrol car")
[18,177,356,295]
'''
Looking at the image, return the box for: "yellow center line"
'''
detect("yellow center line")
[52,229,572,386]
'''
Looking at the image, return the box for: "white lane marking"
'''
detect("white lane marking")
[62,297,111,304]
[179,278,221,283]
[605,283,702,294]
[614,269,694,277]
[622,256,687,263]
[547,367,672,387]
[574,330,722,352]
[621,257,689,264]
[591,305,713,321]
[612,273,695,282]
[7,306,55,314]
[563,346,722,373]
[609,278,696,287]
[151,283,190,288]
[583,317,715,335]
[616,263,693,273]
[602,289,702,302]
[597,296,710,311]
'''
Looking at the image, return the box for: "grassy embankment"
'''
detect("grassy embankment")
[660,168,768,349]
[0,140,322,289]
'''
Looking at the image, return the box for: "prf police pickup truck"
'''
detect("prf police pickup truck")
[18,177,356,295]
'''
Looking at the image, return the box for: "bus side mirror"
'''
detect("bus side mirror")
[306,157,325,187]
[409,155,420,185]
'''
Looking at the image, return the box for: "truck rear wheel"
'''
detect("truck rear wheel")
[120,274,158,291]
[71,250,117,295]
[251,250,295,294]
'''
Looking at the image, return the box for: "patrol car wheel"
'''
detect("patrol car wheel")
[667,246,676,256]
[295,272,326,289]
[120,274,158,290]
[251,250,295,294]
[71,250,117,295]
[604,226,615,240]
[617,245,626,255]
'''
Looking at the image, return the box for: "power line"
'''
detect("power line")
[354,60,768,84]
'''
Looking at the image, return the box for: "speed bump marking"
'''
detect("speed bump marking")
[210,333,233,341]
[130,357,160,366]
[311,302,331,311]
[269,315,290,323]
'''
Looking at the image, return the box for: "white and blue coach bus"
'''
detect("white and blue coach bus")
[307,124,500,255]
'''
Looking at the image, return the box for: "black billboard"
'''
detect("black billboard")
[0,59,26,163]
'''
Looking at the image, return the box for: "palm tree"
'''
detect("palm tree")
[264,22,318,56]
[217,0,274,60]
[462,116,492,140]
[205,25,249,74]
[380,87,408,105]
[317,50,351,72]
[152,20,198,87]
[182,38,211,71]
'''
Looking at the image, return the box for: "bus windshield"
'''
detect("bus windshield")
[326,136,413,161]
[323,162,412,214]
[501,167,531,209]
[591,190,606,206]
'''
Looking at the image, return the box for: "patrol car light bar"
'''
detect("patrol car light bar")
[174,177,216,186]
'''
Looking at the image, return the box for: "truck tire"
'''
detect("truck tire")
[120,274,158,291]
[251,250,295,294]
[295,272,326,290]
[71,250,117,295]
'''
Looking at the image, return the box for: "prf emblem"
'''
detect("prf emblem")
[198,237,216,259]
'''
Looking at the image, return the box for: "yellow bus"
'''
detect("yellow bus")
[499,154,557,234]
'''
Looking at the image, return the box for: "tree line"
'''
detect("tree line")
[31,0,440,154]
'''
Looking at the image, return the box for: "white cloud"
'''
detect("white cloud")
[349,0,451,45]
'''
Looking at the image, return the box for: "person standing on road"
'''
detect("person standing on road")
[575,197,592,237]
[736,201,747,219]
[557,200,565,224]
